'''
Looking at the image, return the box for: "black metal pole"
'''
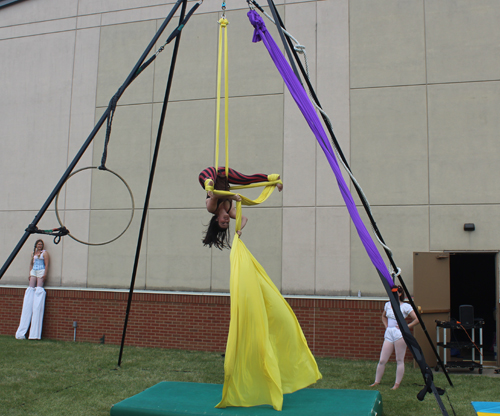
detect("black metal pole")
[0,108,108,280]
[0,0,184,281]
[288,29,453,384]
[266,0,300,82]
[259,0,453,388]
[117,0,188,368]
[253,2,451,410]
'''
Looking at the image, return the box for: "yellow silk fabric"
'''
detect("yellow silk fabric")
[204,174,282,206]
[211,15,319,410]
[215,17,229,177]
[216,202,322,411]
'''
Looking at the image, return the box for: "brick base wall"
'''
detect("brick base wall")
[0,287,400,361]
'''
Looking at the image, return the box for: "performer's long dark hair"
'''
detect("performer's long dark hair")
[202,216,231,250]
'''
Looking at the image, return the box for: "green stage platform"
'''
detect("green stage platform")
[110,382,383,416]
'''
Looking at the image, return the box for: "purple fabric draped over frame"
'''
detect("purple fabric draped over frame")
[248,10,394,287]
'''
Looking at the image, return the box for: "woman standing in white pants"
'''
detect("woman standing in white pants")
[370,285,419,390]
[16,239,49,340]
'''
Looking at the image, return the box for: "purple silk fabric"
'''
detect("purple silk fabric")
[248,10,394,287]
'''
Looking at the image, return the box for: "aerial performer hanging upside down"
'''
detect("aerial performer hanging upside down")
[198,166,283,249]
[199,166,321,411]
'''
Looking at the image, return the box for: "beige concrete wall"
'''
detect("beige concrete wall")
[348,0,500,295]
[1,0,499,297]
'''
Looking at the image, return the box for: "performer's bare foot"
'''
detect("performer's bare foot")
[369,382,379,387]
[391,383,400,390]
[276,175,283,192]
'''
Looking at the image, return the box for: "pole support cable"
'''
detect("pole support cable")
[251,0,452,389]
[252,2,452,411]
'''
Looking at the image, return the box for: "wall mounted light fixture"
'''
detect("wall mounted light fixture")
[464,223,475,231]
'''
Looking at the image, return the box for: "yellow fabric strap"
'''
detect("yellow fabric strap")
[215,17,229,177]
[204,174,282,206]
[235,200,242,232]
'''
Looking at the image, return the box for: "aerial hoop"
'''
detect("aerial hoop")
[55,166,135,246]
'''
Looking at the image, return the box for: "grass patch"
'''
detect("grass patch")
[0,335,497,415]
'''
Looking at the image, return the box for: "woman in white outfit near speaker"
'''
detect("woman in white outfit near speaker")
[370,285,419,390]
[16,239,49,340]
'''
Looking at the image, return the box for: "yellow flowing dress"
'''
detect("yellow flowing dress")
[216,203,322,411]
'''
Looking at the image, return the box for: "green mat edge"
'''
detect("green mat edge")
[111,382,383,416]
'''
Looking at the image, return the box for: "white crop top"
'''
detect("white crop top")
[384,301,413,328]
